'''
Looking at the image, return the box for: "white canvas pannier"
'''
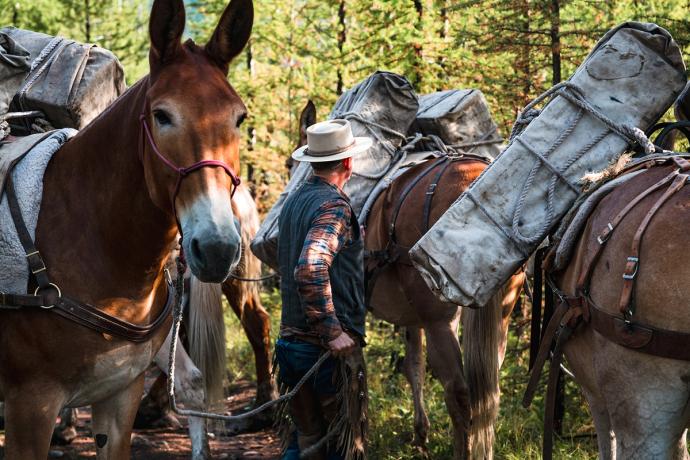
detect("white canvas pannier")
[410,22,687,307]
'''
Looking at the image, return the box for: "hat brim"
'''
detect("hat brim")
[291,137,373,163]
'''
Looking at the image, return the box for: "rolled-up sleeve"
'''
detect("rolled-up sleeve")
[293,199,352,342]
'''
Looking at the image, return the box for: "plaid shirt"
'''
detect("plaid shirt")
[280,178,354,342]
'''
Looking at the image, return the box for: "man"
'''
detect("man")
[277,119,371,460]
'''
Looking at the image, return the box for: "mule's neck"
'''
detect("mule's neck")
[36,76,177,315]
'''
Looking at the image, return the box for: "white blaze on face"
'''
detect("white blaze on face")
[177,187,241,283]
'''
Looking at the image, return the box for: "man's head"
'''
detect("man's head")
[291,119,371,188]
[311,157,354,188]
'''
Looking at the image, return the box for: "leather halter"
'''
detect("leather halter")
[139,113,241,232]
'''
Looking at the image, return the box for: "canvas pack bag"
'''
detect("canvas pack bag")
[410,22,687,307]
[411,89,502,160]
[251,71,419,269]
[0,27,125,131]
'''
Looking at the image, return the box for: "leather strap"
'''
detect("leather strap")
[0,284,173,342]
[618,173,688,316]
[587,297,690,361]
[576,169,680,292]
[422,157,453,231]
[5,174,51,290]
[52,290,173,342]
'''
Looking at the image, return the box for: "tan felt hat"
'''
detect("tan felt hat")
[291,119,373,162]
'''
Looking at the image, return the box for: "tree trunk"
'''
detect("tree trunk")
[336,0,346,95]
[84,0,91,43]
[515,0,532,109]
[412,0,423,88]
[550,0,561,85]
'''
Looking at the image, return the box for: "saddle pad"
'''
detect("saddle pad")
[0,129,76,294]
[550,169,643,271]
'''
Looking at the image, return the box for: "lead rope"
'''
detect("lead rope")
[166,255,331,423]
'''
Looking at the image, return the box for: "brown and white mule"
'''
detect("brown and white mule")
[291,101,525,459]
[0,0,253,458]
[538,155,690,457]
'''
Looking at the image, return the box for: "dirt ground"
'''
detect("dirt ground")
[0,379,281,460]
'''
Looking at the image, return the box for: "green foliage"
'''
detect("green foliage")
[5,0,690,208]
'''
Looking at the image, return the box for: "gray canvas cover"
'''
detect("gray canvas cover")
[410,22,687,307]
[411,89,502,159]
[0,27,125,130]
[251,71,419,269]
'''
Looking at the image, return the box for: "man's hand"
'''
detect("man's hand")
[327,332,356,357]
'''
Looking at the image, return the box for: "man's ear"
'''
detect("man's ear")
[342,156,353,171]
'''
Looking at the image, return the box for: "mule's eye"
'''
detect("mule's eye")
[153,110,172,126]
[236,113,247,128]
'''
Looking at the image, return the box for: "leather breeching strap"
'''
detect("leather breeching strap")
[0,171,172,343]
[524,156,690,460]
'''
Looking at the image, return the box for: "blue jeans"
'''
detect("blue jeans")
[276,337,343,460]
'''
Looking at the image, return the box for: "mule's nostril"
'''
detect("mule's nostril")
[190,237,204,265]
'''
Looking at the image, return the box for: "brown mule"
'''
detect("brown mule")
[0,1,253,459]
[294,101,525,460]
[546,157,690,459]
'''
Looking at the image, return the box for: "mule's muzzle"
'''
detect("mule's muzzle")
[185,232,241,283]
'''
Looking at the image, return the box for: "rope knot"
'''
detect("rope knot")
[622,125,656,155]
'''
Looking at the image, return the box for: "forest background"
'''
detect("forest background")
[2,1,690,458]
[3,0,689,210]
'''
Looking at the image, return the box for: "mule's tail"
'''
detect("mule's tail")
[188,275,226,407]
[463,285,506,460]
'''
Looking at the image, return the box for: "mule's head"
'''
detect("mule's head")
[143,0,252,282]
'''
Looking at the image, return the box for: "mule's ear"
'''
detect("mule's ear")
[299,100,317,133]
[205,0,253,72]
[149,0,186,72]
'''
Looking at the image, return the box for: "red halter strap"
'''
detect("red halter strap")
[139,113,242,230]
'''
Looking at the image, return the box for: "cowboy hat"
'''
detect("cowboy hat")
[291,119,373,162]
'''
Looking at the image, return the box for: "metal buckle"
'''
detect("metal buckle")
[426,183,438,195]
[597,223,614,245]
[34,283,61,309]
[26,250,47,274]
[622,256,639,280]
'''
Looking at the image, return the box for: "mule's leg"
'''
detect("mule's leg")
[424,314,470,460]
[594,343,690,460]
[584,390,615,460]
[3,391,63,460]
[154,329,210,460]
[91,375,146,460]
[222,283,276,405]
[402,326,430,452]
